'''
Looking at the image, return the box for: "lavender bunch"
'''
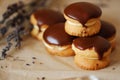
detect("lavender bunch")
[0,0,48,59]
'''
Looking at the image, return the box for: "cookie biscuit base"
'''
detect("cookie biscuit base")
[74,54,110,70]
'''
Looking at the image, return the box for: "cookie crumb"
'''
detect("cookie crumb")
[32,61,35,64]
[5,66,7,68]
[26,64,30,66]
[32,57,36,59]
[112,67,116,70]
[42,77,45,80]
[40,62,43,64]
[1,66,3,69]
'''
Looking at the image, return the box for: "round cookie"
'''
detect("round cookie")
[72,36,111,70]
[98,20,116,49]
[64,2,102,37]
[43,23,75,57]
[30,9,65,40]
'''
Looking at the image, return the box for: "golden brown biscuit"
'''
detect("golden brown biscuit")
[44,41,74,56]
[64,2,102,37]
[74,54,110,70]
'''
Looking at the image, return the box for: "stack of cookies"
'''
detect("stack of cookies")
[30,2,116,70]
[63,2,116,70]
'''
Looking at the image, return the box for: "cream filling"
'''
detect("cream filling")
[32,25,47,34]
[43,40,70,51]
[31,24,49,40]
[85,19,97,26]
[66,19,98,27]
[72,44,99,60]
[41,25,49,32]
[31,25,39,36]
[34,25,39,30]
[67,20,83,27]
[41,27,46,32]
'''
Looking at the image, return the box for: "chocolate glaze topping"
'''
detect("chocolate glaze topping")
[34,9,65,26]
[73,36,110,59]
[64,2,102,25]
[98,20,116,39]
[43,23,75,46]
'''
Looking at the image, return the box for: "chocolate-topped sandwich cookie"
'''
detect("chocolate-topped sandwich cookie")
[30,9,65,40]
[98,20,116,49]
[43,23,75,56]
[72,36,111,70]
[64,2,102,37]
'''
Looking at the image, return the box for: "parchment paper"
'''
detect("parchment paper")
[0,0,120,80]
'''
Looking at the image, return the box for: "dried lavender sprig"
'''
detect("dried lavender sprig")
[0,12,25,37]
[0,15,26,59]
[14,25,23,48]
[1,1,24,23]
[0,43,13,60]
[0,32,14,60]
[19,0,48,19]
[7,31,17,43]
[0,27,8,36]
[0,28,22,59]
[0,7,25,36]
